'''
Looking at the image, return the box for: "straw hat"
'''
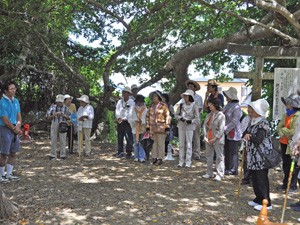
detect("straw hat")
[180,89,195,102]
[281,94,300,109]
[248,99,269,117]
[64,94,73,100]
[77,95,90,104]
[56,94,64,103]
[223,87,239,101]
[123,86,132,93]
[185,80,200,91]
[205,79,219,86]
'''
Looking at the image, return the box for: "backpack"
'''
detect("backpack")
[58,121,68,133]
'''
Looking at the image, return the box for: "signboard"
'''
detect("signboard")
[273,68,300,120]
[70,113,77,124]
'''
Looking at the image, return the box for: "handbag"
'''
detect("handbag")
[58,121,68,133]
[153,123,165,133]
[257,146,282,169]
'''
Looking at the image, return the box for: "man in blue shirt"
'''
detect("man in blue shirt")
[0,80,22,183]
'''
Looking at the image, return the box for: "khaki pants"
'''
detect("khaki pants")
[151,133,166,160]
[77,128,92,155]
[205,143,224,178]
[50,122,67,158]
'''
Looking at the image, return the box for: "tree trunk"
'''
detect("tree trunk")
[0,186,18,219]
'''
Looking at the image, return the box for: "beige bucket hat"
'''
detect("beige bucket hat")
[180,89,195,102]
[123,86,132,93]
[77,95,90,104]
[56,94,65,103]
[223,87,239,101]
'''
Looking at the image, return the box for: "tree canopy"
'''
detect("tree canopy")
[1,0,300,127]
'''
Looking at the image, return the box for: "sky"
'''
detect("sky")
[69,34,247,97]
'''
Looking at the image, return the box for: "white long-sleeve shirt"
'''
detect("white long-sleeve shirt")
[115,98,135,120]
[77,104,94,128]
[128,105,147,134]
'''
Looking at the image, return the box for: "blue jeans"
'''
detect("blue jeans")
[133,134,145,160]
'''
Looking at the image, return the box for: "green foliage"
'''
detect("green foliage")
[103,109,117,143]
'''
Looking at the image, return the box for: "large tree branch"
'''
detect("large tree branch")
[196,0,300,46]
[85,0,134,39]
[252,0,300,37]
[143,0,171,18]
[26,65,54,76]
[35,32,85,82]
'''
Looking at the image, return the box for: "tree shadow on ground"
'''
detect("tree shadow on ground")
[1,139,298,225]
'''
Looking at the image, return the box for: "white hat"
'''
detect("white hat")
[64,94,73,100]
[180,89,195,102]
[56,94,64,103]
[131,84,138,90]
[223,87,239,101]
[77,95,90,104]
[249,99,269,117]
[123,86,132,93]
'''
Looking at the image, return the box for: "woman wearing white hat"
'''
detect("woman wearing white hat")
[222,87,243,176]
[175,89,200,168]
[243,99,273,211]
[76,95,94,156]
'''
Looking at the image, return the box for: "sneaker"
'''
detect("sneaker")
[248,201,260,207]
[6,174,20,181]
[49,156,56,160]
[294,206,300,212]
[214,175,223,181]
[241,180,250,185]
[202,174,214,179]
[155,159,163,166]
[126,155,133,159]
[289,189,297,194]
[193,156,201,160]
[298,218,300,223]
[185,164,191,168]
[116,153,124,158]
[276,185,286,191]
[139,159,145,163]
[60,157,66,160]
[0,176,10,183]
[290,201,300,207]
[178,164,183,167]
[254,205,272,211]
[134,158,139,162]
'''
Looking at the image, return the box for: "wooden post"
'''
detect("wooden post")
[227,43,300,100]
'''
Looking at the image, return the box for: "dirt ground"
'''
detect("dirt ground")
[1,138,300,225]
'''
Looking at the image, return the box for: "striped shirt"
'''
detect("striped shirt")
[46,104,71,123]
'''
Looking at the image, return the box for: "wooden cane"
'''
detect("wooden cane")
[237,141,246,203]
[280,157,295,223]
[79,130,82,158]
[70,124,73,153]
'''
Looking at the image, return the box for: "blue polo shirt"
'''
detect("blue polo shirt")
[0,95,20,126]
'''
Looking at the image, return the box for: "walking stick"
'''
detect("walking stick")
[79,130,82,158]
[281,157,295,223]
[237,140,246,203]
[70,124,73,153]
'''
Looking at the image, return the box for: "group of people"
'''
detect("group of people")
[46,94,94,159]
[3,78,300,221]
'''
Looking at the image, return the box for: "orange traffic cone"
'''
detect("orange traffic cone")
[256,199,288,225]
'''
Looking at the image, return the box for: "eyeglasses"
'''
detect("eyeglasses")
[208,103,212,106]
[8,88,17,91]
